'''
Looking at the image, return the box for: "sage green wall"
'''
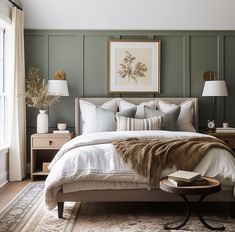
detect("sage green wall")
[25,30,235,156]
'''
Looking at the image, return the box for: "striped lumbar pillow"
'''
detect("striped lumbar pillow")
[116,115,162,131]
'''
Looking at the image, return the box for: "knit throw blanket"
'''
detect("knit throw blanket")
[113,137,233,189]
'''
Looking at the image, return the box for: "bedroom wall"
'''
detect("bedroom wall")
[22,0,235,30]
[24,30,235,161]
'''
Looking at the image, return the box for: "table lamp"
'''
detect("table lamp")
[202,80,228,129]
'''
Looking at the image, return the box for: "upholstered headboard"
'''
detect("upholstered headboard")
[75,98,199,136]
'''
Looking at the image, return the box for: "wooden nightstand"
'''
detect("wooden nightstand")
[207,132,235,149]
[31,133,73,180]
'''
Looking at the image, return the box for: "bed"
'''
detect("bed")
[44,97,235,218]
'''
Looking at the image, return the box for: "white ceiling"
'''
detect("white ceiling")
[21,0,235,30]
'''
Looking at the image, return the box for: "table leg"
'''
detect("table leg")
[198,194,225,231]
[164,194,191,230]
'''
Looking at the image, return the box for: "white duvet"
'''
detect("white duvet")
[45,130,235,210]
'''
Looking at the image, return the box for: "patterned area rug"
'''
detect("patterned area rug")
[0,182,80,232]
[0,183,234,232]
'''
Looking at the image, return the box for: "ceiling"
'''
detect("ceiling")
[21,0,235,30]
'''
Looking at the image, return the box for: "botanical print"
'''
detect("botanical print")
[115,48,152,86]
[109,40,160,93]
[117,51,148,83]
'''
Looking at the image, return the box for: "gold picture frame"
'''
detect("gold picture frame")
[108,39,161,94]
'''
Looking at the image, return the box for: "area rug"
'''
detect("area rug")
[0,183,234,232]
[0,182,80,232]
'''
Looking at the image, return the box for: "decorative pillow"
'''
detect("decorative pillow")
[79,99,118,134]
[95,107,116,132]
[116,107,137,118]
[96,107,137,132]
[116,115,162,131]
[118,99,157,119]
[157,99,196,132]
[144,105,180,131]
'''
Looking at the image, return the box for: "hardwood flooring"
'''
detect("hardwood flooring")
[0,179,31,211]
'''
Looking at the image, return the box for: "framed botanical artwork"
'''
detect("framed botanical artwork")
[108,39,161,94]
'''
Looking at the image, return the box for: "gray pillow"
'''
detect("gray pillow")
[116,107,137,118]
[96,107,137,132]
[96,107,116,132]
[144,105,180,131]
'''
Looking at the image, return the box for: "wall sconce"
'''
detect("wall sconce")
[48,70,69,96]
[203,71,216,81]
[48,80,69,96]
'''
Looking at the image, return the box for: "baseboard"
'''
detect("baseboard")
[0,173,8,188]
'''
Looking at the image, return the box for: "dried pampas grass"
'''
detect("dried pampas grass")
[25,67,60,110]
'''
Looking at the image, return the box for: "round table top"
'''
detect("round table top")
[160,177,221,195]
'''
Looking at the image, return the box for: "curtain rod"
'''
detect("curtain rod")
[8,0,23,11]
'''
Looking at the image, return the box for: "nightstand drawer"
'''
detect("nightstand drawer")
[32,137,69,148]
[208,132,235,149]
[222,138,235,149]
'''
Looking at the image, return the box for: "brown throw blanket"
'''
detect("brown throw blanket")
[113,137,233,189]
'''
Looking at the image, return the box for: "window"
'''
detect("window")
[0,27,5,146]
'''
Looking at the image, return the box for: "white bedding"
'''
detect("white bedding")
[45,130,235,210]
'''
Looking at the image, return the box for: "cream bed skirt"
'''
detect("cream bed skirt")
[62,181,233,194]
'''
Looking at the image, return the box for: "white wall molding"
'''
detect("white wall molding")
[22,0,235,30]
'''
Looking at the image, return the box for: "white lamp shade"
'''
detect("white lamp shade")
[202,80,228,96]
[48,80,69,96]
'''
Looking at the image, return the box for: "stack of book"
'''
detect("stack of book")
[168,170,209,187]
[216,127,235,133]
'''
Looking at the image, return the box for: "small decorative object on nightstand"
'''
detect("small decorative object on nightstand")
[31,133,73,180]
[53,123,70,133]
[207,120,216,133]
[223,122,229,128]
[57,123,67,130]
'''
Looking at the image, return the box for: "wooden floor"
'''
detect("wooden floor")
[0,179,31,211]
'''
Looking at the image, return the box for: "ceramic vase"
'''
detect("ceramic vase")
[37,110,48,133]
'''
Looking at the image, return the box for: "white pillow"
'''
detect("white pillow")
[116,115,162,131]
[79,99,118,134]
[118,99,157,119]
[157,99,196,132]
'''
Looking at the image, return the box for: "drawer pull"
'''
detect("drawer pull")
[225,140,229,144]
[49,140,53,145]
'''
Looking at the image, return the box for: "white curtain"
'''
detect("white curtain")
[8,7,26,181]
